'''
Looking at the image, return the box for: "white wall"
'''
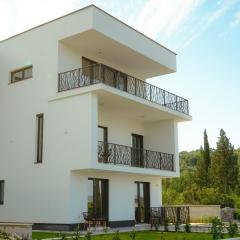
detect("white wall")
[98,108,144,146]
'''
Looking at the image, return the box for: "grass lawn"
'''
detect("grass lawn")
[32,231,240,240]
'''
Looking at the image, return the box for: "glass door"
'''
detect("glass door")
[116,72,127,91]
[82,57,98,85]
[88,178,109,221]
[132,134,144,167]
[135,182,150,223]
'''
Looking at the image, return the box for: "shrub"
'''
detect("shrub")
[184,223,191,233]
[85,231,91,240]
[129,228,136,240]
[164,217,169,232]
[73,224,81,240]
[174,221,180,232]
[154,223,159,231]
[112,231,120,240]
[60,233,67,240]
[210,217,223,240]
[234,209,240,220]
[227,221,238,237]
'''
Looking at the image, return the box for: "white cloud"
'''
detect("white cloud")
[0,0,239,50]
[0,0,77,40]
[230,10,240,28]
[132,0,204,40]
[174,0,238,50]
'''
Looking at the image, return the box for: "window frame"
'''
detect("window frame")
[36,113,44,164]
[0,180,5,205]
[10,65,33,83]
[98,125,108,142]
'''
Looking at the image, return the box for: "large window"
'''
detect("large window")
[11,66,33,83]
[88,178,108,220]
[36,114,44,163]
[0,180,5,205]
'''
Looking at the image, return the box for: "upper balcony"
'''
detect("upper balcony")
[58,63,189,116]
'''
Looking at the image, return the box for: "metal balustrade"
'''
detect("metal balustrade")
[58,63,189,115]
[98,141,174,171]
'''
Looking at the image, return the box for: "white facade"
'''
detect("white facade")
[0,5,191,229]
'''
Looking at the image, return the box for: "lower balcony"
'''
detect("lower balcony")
[98,141,174,171]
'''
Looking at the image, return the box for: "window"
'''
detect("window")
[36,114,44,163]
[0,180,4,205]
[11,66,33,83]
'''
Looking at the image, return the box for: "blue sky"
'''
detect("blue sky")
[1,0,239,151]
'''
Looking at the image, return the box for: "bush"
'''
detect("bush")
[112,231,120,240]
[184,223,191,233]
[210,217,223,240]
[174,221,180,232]
[129,228,136,240]
[154,223,159,231]
[227,222,238,237]
[234,209,240,220]
[60,233,67,240]
[163,217,169,232]
[85,231,91,240]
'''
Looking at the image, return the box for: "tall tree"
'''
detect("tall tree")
[203,129,211,172]
[195,130,211,187]
[210,129,238,193]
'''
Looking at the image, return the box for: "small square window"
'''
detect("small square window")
[11,66,33,83]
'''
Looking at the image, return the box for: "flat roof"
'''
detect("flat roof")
[0,4,177,55]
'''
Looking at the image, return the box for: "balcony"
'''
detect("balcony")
[98,141,174,171]
[58,64,189,115]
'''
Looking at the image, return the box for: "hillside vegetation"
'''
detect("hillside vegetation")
[163,129,240,217]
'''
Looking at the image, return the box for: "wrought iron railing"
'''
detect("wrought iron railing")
[98,141,174,171]
[58,64,189,115]
[150,206,190,225]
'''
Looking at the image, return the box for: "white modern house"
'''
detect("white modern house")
[0,5,191,230]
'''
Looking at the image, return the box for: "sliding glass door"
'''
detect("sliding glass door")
[135,182,150,223]
[88,178,109,221]
[132,134,144,167]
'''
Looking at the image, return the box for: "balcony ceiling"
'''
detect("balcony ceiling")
[96,86,191,122]
[61,30,175,79]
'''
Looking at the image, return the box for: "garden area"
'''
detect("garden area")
[30,231,240,240]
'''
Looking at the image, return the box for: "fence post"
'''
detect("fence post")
[114,144,116,165]
[135,78,137,96]
[159,153,162,170]
[163,90,166,106]
[175,95,178,111]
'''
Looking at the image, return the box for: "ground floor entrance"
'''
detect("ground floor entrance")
[134,182,150,223]
[87,178,109,223]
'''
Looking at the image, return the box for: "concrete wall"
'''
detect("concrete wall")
[189,205,221,223]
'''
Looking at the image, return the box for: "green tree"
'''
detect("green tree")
[210,129,238,194]
[195,129,211,187]
[195,146,209,187]
[203,129,211,172]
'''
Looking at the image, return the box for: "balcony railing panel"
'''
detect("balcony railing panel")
[98,141,174,171]
[58,64,189,115]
